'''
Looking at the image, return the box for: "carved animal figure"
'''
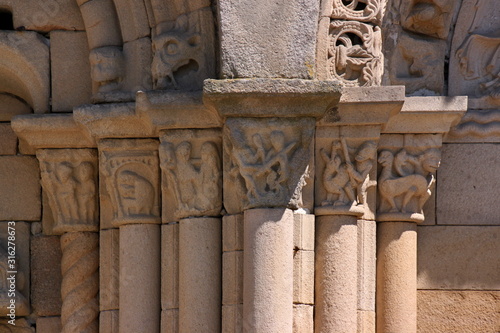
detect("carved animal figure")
[378,150,430,213]
[320,142,355,206]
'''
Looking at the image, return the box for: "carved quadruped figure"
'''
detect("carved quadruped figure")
[320,141,353,206]
[89,46,125,93]
[378,148,440,222]
[37,150,99,233]
[160,136,222,221]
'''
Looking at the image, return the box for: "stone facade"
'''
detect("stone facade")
[0,0,498,332]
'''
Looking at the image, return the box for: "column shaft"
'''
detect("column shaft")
[376,222,417,333]
[243,208,294,333]
[315,215,358,333]
[179,217,221,332]
[119,223,161,333]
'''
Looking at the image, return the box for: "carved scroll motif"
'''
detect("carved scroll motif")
[316,139,377,216]
[160,136,222,221]
[37,149,98,234]
[223,118,314,214]
[377,148,440,222]
[327,21,383,87]
[100,140,160,226]
[331,0,384,25]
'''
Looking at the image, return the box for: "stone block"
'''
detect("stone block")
[31,235,62,316]
[0,156,41,221]
[42,190,56,235]
[100,310,119,333]
[293,250,314,305]
[113,0,150,42]
[293,304,313,333]
[293,213,314,251]
[222,304,242,333]
[0,222,30,316]
[223,214,243,252]
[0,124,17,155]
[123,37,153,93]
[36,316,61,333]
[437,144,500,225]
[223,251,243,305]
[357,310,375,333]
[0,94,32,121]
[161,309,179,333]
[79,0,122,48]
[417,226,500,290]
[357,220,376,311]
[100,228,119,310]
[50,31,92,112]
[417,290,500,333]
[161,223,179,310]
[0,318,34,332]
[218,0,319,79]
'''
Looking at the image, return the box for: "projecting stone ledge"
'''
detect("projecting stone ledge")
[203,79,342,118]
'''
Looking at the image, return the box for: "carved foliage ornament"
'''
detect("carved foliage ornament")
[100,141,160,226]
[37,149,98,234]
[316,138,377,216]
[328,21,383,87]
[160,134,222,221]
[331,0,384,25]
[377,148,440,222]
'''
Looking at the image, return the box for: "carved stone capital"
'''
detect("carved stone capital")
[223,118,314,214]
[377,134,442,223]
[315,126,379,218]
[37,149,99,234]
[99,139,161,227]
[159,129,222,222]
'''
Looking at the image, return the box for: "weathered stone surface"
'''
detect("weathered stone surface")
[223,214,243,252]
[100,310,119,333]
[417,226,500,290]
[0,319,33,332]
[222,304,242,333]
[0,156,40,221]
[357,310,375,333]
[357,220,376,311]
[293,304,313,333]
[50,31,92,112]
[100,229,119,310]
[31,235,62,316]
[437,144,500,225]
[36,316,62,333]
[161,223,179,310]
[79,0,122,49]
[0,32,50,113]
[293,213,314,251]
[113,0,150,43]
[123,37,153,93]
[222,251,243,305]
[0,123,17,155]
[293,250,314,305]
[161,308,179,333]
[0,94,32,121]
[417,291,500,333]
[217,0,319,79]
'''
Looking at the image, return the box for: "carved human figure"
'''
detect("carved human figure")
[320,141,354,206]
[198,141,221,211]
[54,162,79,222]
[75,162,96,223]
[260,131,295,194]
[346,141,377,206]
[160,142,183,208]
[89,46,125,93]
[117,170,155,215]
[175,142,198,208]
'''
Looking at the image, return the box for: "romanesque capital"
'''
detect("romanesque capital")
[159,129,222,222]
[99,139,161,227]
[37,149,99,234]
[223,117,314,214]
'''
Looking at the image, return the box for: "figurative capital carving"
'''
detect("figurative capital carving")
[160,140,222,220]
[377,148,440,222]
[37,150,98,233]
[328,21,383,86]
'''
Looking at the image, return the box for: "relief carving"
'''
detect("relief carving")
[89,46,125,94]
[100,140,160,226]
[160,130,222,222]
[377,148,440,222]
[328,21,383,87]
[37,150,98,234]
[330,0,384,25]
[223,118,314,214]
[401,0,454,39]
[316,138,377,216]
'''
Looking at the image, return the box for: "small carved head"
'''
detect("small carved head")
[75,162,94,182]
[270,131,285,151]
[356,141,377,162]
[175,142,192,162]
[421,149,441,173]
[378,150,394,167]
[252,134,264,149]
[56,162,73,182]
[89,46,125,89]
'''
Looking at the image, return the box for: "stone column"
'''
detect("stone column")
[99,139,161,333]
[159,129,223,332]
[37,149,100,333]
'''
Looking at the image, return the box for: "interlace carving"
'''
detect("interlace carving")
[37,150,98,233]
[377,148,440,222]
[160,140,222,220]
[331,0,384,25]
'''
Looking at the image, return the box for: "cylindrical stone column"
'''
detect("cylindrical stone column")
[179,217,221,332]
[315,215,358,333]
[243,208,294,333]
[119,223,161,333]
[376,222,417,333]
